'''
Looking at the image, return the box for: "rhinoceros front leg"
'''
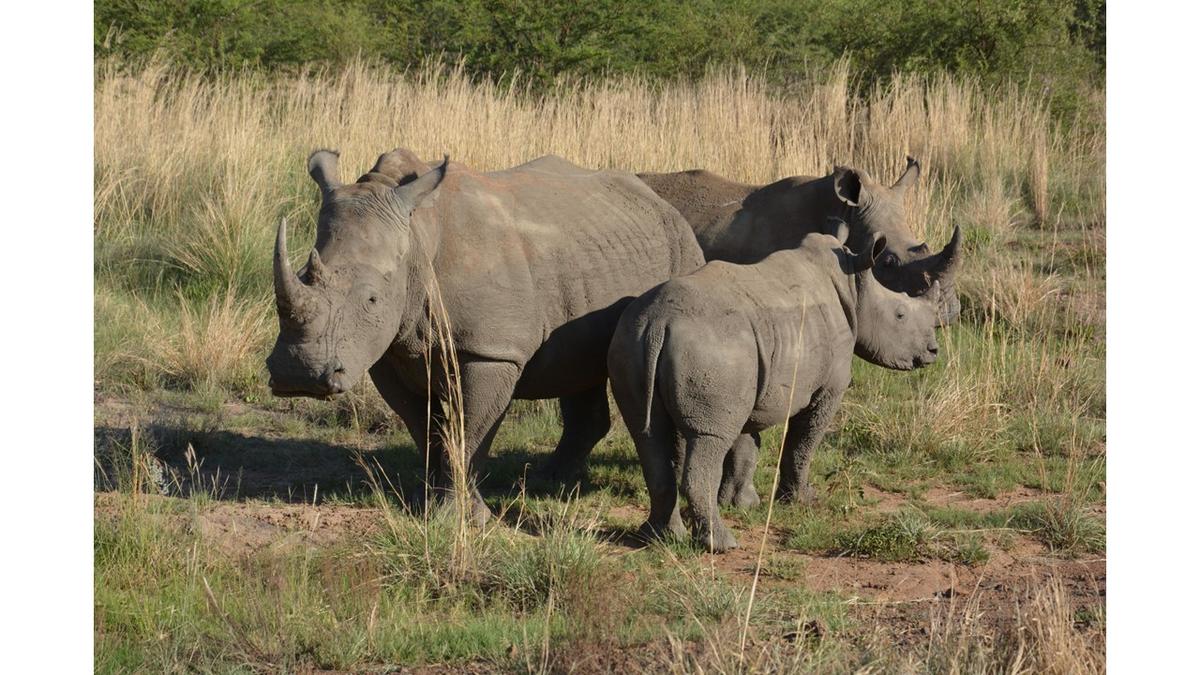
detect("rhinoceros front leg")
[539,385,611,482]
[369,362,446,507]
[446,360,521,525]
[718,432,761,508]
[776,387,845,504]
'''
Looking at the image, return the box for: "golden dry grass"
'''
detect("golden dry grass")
[923,576,1105,675]
[94,58,1103,393]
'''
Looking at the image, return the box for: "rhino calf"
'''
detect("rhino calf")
[607,229,941,551]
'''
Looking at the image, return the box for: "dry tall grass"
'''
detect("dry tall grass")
[93,55,1106,481]
[923,577,1105,674]
[94,58,1103,393]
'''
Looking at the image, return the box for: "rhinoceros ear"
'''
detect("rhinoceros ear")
[394,155,449,212]
[833,166,863,206]
[891,155,920,196]
[850,232,887,273]
[824,217,850,245]
[308,149,342,198]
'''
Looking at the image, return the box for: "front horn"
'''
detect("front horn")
[274,217,310,318]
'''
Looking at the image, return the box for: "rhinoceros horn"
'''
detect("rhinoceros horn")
[274,217,312,320]
[891,156,920,196]
[305,248,328,285]
[925,225,962,284]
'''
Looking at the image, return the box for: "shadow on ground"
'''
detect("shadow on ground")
[93,421,639,506]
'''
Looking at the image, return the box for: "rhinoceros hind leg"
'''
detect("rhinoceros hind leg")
[539,385,611,482]
[682,433,740,552]
[624,399,684,541]
[718,432,761,508]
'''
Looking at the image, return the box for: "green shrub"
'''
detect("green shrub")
[95,0,1104,108]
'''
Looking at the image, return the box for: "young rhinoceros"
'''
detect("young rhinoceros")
[607,229,941,552]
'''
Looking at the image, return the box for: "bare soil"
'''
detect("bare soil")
[94,395,1105,670]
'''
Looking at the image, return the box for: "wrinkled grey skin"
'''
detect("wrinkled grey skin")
[607,231,941,551]
[395,157,961,493]
[637,157,961,324]
[267,148,704,523]
[625,158,962,507]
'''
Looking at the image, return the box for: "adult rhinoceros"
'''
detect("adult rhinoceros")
[637,157,961,323]
[266,149,704,522]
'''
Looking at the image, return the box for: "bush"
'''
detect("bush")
[95,0,1104,104]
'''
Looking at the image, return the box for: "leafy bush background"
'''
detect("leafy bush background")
[95,0,1104,115]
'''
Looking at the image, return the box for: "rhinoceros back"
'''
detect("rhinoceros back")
[417,156,704,399]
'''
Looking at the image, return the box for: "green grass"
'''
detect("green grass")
[95,367,1106,670]
[97,481,875,672]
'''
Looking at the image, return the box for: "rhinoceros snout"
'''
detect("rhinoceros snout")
[266,353,349,399]
[322,360,349,395]
[914,342,939,368]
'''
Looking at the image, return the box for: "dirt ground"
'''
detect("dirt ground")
[94,395,1105,671]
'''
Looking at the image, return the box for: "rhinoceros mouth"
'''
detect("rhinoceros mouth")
[911,354,938,369]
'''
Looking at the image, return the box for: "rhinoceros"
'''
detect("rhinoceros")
[266,149,704,522]
[566,158,961,503]
[607,228,941,551]
[637,157,961,323]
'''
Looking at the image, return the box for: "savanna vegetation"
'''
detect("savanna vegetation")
[96,0,1105,114]
[94,6,1105,671]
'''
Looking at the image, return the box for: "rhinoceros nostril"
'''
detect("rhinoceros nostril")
[322,361,348,395]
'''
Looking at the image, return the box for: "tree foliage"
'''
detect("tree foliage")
[95,1,1104,100]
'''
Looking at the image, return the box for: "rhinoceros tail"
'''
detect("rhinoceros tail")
[639,323,667,435]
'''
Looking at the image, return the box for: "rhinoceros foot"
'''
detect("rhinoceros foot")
[422,489,493,527]
[637,517,687,544]
[693,521,739,553]
[535,455,588,484]
[776,483,819,506]
[731,488,761,509]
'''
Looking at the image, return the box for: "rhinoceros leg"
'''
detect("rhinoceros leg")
[776,387,845,504]
[682,433,740,552]
[450,360,521,525]
[369,362,445,507]
[718,432,761,508]
[622,397,685,541]
[614,374,691,538]
[539,386,611,482]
